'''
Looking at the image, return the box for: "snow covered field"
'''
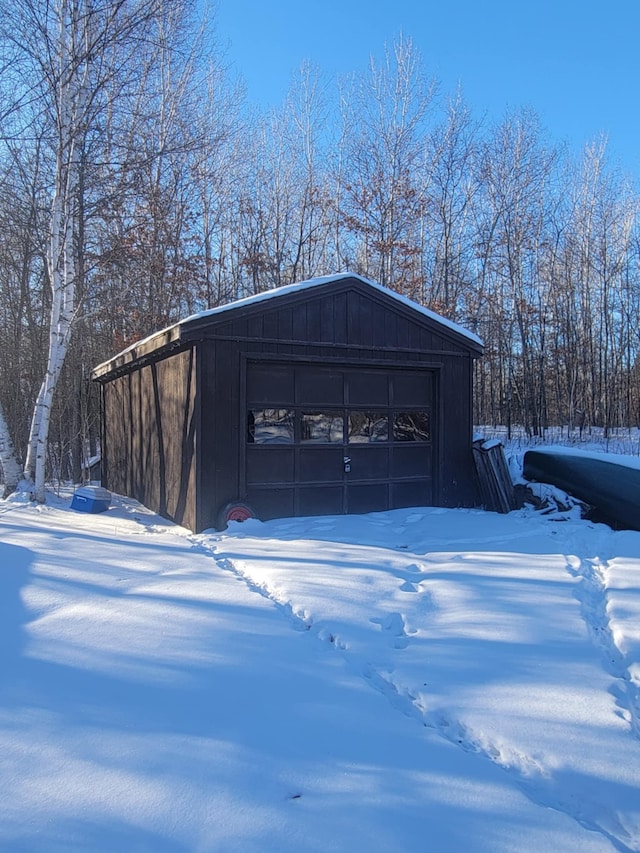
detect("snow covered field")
[1,488,640,851]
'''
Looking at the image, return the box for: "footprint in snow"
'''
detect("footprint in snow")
[371,612,415,648]
[399,563,427,592]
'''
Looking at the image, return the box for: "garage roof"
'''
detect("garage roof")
[93,273,483,380]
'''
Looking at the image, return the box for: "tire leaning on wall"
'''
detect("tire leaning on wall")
[217,501,257,530]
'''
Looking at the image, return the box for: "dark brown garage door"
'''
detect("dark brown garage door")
[244,362,435,520]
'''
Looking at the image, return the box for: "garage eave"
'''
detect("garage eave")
[91,324,185,381]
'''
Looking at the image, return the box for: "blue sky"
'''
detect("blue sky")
[215,0,639,178]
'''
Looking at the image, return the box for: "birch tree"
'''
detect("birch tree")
[2,0,195,501]
[24,0,90,501]
[0,401,22,495]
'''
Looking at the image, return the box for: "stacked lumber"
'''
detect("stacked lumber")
[472,438,517,514]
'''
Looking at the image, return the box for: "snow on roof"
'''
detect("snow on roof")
[93,273,483,374]
[178,273,484,346]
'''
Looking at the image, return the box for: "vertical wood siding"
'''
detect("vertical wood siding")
[103,347,198,531]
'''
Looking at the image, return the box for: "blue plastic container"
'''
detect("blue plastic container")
[71,485,112,514]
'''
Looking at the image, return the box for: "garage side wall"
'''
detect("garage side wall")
[101,347,198,531]
[438,351,477,507]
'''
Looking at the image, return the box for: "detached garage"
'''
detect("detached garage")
[92,273,483,532]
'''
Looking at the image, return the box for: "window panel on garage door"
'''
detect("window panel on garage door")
[348,445,389,479]
[392,411,430,442]
[296,367,343,405]
[298,485,343,516]
[300,411,344,443]
[298,446,345,482]
[347,483,390,514]
[348,412,388,443]
[249,408,294,443]
[246,446,294,484]
[347,372,389,406]
[392,372,432,406]
[247,363,294,404]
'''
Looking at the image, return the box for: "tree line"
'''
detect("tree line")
[1,0,639,493]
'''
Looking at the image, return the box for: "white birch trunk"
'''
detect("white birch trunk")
[28,0,87,503]
[0,400,22,496]
[23,383,45,481]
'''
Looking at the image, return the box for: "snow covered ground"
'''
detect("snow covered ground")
[1,489,640,851]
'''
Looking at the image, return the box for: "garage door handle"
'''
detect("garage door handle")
[343,456,351,473]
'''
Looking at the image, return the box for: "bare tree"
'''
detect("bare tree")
[473,109,559,434]
[338,36,437,295]
[189,63,246,308]
[230,63,334,295]
[557,140,639,433]
[422,89,479,319]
